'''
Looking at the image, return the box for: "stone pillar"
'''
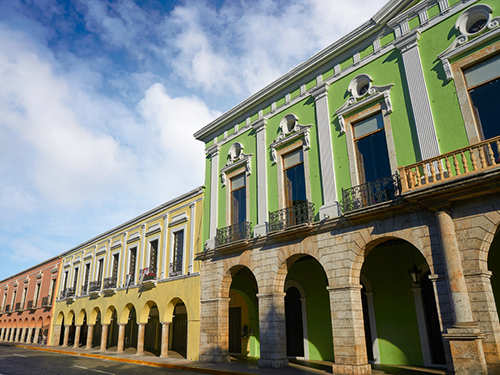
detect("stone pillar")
[26,328,33,344]
[62,325,70,347]
[33,328,40,345]
[22,327,28,343]
[86,325,94,349]
[328,284,371,375]
[257,293,288,368]
[0,328,3,341]
[15,327,22,342]
[310,82,340,219]
[200,297,230,362]
[117,323,126,353]
[6,328,11,342]
[394,30,440,161]
[136,323,146,355]
[252,119,269,236]
[436,208,488,374]
[73,325,82,348]
[100,324,108,352]
[160,322,171,358]
[205,144,220,250]
[53,325,61,346]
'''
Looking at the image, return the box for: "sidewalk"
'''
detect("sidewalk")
[7,342,446,375]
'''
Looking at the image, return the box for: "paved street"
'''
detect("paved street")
[0,345,191,375]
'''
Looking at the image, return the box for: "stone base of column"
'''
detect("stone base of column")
[331,363,372,375]
[199,354,230,363]
[319,201,341,220]
[257,359,288,368]
[443,323,488,375]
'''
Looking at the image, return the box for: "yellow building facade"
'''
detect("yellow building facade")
[50,187,203,360]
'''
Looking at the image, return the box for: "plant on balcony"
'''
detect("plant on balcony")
[143,272,157,282]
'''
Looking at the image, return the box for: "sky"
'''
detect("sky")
[0,0,387,279]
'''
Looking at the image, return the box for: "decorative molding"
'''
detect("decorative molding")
[205,144,220,157]
[335,74,393,133]
[270,114,313,164]
[36,273,42,280]
[111,239,122,249]
[145,223,162,236]
[127,231,141,243]
[169,212,189,227]
[23,278,29,284]
[220,143,253,186]
[51,266,58,274]
[95,246,107,256]
[439,4,500,80]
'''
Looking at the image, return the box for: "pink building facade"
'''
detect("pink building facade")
[0,256,61,345]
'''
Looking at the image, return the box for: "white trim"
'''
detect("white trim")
[169,212,189,227]
[146,234,161,278]
[146,222,162,236]
[252,119,269,237]
[162,215,169,280]
[127,244,139,285]
[127,231,141,244]
[169,225,187,277]
[111,239,122,249]
[270,123,312,165]
[109,249,121,286]
[206,145,220,250]
[189,203,196,274]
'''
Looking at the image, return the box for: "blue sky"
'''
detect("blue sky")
[0,0,386,279]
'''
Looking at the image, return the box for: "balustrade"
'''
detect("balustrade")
[215,221,252,247]
[269,201,315,232]
[342,174,401,213]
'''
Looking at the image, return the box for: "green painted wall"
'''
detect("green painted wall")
[362,242,426,365]
[286,257,333,361]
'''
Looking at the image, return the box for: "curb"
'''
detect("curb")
[12,344,251,375]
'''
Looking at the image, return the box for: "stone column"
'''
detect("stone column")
[205,144,220,250]
[257,293,288,368]
[199,297,230,363]
[6,328,12,342]
[26,328,33,344]
[100,324,108,352]
[33,328,40,345]
[0,328,3,341]
[15,327,22,342]
[73,325,82,348]
[328,284,371,375]
[310,82,340,220]
[52,325,61,346]
[22,327,28,343]
[62,325,70,347]
[117,323,126,353]
[160,322,171,358]
[252,119,269,236]
[136,323,146,355]
[394,30,440,161]
[86,325,94,349]
[437,208,488,374]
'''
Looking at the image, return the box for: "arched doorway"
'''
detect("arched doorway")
[144,304,160,356]
[92,311,102,348]
[171,302,188,358]
[80,313,88,347]
[59,317,65,346]
[227,266,259,358]
[107,309,119,350]
[283,255,332,361]
[360,239,445,366]
[124,306,138,351]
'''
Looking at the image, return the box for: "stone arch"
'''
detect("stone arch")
[139,300,159,323]
[350,234,431,286]
[274,251,326,294]
[29,318,36,328]
[221,253,256,298]
[119,303,135,325]
[23,317,29,328]
[164,297,185,322]
[76,309,87,325]
[89,307,100,325]
[478,212,500,270]
[38,317,45,328]
[103,305,116,325]
[56,312,65,325]
[284,279,306,297]
[66,310,75,325]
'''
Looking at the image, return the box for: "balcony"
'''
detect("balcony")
[41,297,51,308]
[215,221,252,247]
[5,304,10,313]
[27,300,36,310]
[81,284,89,296]
[61,288,75,302]
[88,281,101,297]
[139,268,157,287]
[399,135,500,193]
[15,302,21,311]
[103,277,117,295]
[269,201,315,232]
[169,262,182,278]
[341,174,401,213]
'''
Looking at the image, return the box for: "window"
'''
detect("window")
[63,271,68,291]
[34,283,41,307]
[129,247,137,280]
[112,254,119,280]
[172,230,184,275]
[21,287,27,309]
[464,54,500,142]
[97,259,104,285]
[73,268,79,291]
[149,240,158,275]
[353,113,392,183]
[230,175,246,224]
[283,149,307,207]
[1,293,6,312]
[11,290,16,309]
[49,279,56,303]
[83,263,90,292]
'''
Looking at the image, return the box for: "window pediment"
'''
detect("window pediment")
[439,4,500,81]
[335,74,393,133]
[270,114,312,165]
[220,142,253,186]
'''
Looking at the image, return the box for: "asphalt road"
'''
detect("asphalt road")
[0,345,195,375]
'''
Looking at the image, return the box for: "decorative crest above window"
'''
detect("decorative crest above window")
[270,114,312,164]
[220,142,253,186]
[439,4,500,80]
[335,74,393,133]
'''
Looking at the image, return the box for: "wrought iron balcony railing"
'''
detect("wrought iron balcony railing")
[215,221,252,247]
[15,302,21,311]
[169,262,182,278]
[60,288,75,299]
[5,304,10,313]
[399,135,500,193]
[41,296,51,308]
[27,300,35,310]
[342,174,401,213]
[103,277,117,290]
[81,284,89,296]
[89,281,101,292]
[269,201,315,232]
